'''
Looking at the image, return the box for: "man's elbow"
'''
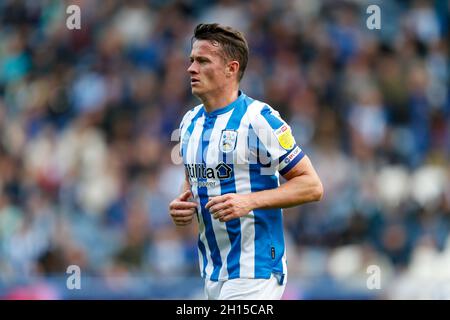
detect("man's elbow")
[311,179,324,202]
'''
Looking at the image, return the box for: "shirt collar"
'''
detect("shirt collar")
[203,90,245,117]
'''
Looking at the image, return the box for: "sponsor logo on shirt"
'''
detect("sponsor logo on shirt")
[185,162,232,180]
[283,146,300,165]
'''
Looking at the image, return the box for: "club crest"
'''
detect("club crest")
[219,130,238,153]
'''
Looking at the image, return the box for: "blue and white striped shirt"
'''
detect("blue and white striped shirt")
[179,91,305,284]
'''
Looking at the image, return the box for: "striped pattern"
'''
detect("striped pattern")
[179,91,304,284]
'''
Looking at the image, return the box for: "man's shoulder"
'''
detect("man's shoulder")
[244,97,277,119]
[185,103,204,115]
[241,92,275,111]
[180,103,204,124]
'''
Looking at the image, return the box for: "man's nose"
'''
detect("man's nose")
[187,62,198,74]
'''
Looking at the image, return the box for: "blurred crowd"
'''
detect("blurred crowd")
[0,0,449,299]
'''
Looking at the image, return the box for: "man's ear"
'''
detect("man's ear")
[226,61,240,78]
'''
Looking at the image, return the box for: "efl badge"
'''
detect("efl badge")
[275,124,295,150]
[220,130,238,153]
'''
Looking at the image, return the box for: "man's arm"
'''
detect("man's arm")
[206,155,323,222]
[182,172,191,193]
[249,155,323,209]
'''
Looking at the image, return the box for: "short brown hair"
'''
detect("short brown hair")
[192,23,249,81]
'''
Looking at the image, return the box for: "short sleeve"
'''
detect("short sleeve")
[179,104,204,158]
[179,110,193,157]
[179,109,192,132]
[248,104,305,175]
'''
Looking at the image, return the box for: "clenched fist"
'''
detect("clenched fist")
[169,190,198,226]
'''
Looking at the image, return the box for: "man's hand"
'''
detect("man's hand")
[169,190,198,226]
[205,193,254,222]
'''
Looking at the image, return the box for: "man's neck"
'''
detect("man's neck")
[201,88,239,113]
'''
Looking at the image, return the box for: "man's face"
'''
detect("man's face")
[188,40,229,97]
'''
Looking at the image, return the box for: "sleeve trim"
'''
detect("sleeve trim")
[278,147,305,175]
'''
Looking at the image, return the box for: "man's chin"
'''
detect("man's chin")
[191,87,203,97]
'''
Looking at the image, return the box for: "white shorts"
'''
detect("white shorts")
[204,274,286,300]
